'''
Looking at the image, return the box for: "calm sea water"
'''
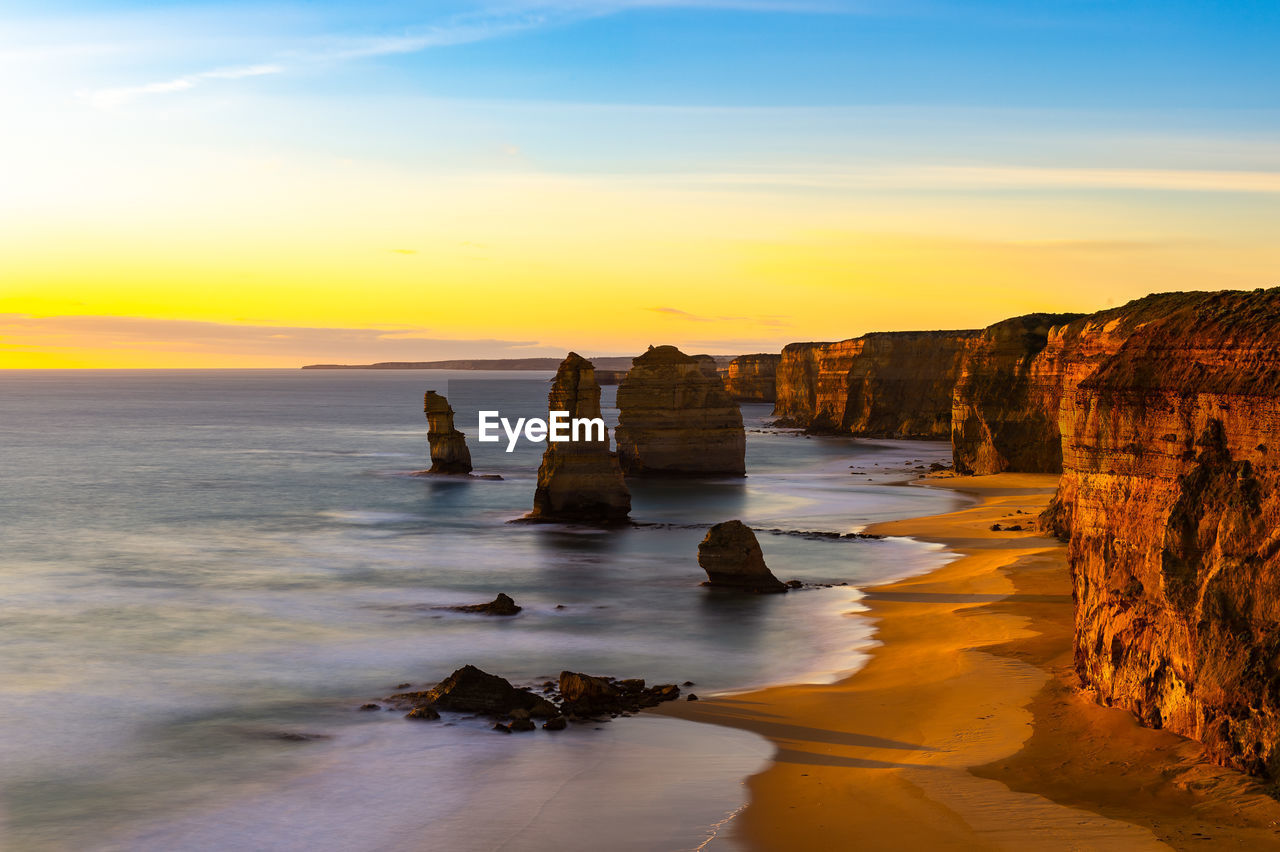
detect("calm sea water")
[0,370,963,851]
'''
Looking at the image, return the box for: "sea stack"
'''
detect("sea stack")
[615,345,746,475]
[528,353,631,523]
[424,390,472,474]
[697,520,786,593]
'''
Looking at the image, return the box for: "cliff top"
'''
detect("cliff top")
[632,345,697,366]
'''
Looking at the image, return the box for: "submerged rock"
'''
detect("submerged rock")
[447,593,522,616]
[615,345,746,476]
[528,353,631,523]
[697,520,787,594]
[424,390,472,475]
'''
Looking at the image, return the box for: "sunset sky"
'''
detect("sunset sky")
[3,1,1278,367]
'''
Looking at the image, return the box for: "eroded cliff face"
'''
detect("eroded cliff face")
[773,342,825,426]
[423,390,472,475]
[950,314,1083,475]
[529,353,631,523]
[772,331,980,437]
[1049,289,1280,778]
[615,345,746,475]
[951,295,1220,477]
[725,354,781,403]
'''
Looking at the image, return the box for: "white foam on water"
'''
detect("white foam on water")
[114,716,770,852]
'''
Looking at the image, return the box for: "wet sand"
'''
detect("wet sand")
[659,474,1280,850]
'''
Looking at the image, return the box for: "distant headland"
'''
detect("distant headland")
[302,357,639,371]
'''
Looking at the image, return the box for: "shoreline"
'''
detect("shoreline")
[658,474,1280,850]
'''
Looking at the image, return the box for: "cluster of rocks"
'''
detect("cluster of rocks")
[372,665,685,732]
[761,528,882,541]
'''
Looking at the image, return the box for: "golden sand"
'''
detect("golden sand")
[658,474,1280,850]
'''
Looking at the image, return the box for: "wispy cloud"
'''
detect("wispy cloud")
[625,165,1280,194]
[81,63,284,109]
[649,306,789,326]
[72,0,864,109]
[0,314,566,364]
[650,306,712,321]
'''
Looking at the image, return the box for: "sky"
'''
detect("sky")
[2,0,1278,367]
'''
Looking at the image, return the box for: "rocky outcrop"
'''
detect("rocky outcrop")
[1048,289,1280,778]
[391,665,559,717]
[950,314,1084,475]
[557,671,681,715]
[725,353,781,402]
[528,353,631,523]
[446,593,522,616]
[614,346,746,475]
[423,390,472,474]
[698,520,786,593]
[773,331,981,436]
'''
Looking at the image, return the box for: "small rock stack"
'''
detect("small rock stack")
[424,390,472,474]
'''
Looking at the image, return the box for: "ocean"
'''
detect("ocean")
[0,369,964,851]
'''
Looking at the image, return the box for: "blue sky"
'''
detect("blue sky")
[10,0,1280,110]
[3,1,1279,366]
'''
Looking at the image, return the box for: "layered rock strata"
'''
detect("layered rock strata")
[725,353,781,402]
[951,295,1213,477]
[773,331,981,436]
[423,390,472,474]
[1048,289,1280,778]
[698,520,787,593]
[615,345,746,475]
[528,353,631,523]
[949,313,1084,475]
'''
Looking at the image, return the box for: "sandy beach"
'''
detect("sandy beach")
[660,474,1280,850]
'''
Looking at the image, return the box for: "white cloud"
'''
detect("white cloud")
[81,63,284,109]
[69,0,865,109]
[622,165,1280,194]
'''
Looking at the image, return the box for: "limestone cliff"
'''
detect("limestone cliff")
[772,331,980,437]
[773,342,825,427]
[615,345,746,475]
[949,314,1083,475]
[423,390,472,475]
[528,353,631,523]
[952,295,1213,477]
[1049,289,1280,778]
[725,354,781,403]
